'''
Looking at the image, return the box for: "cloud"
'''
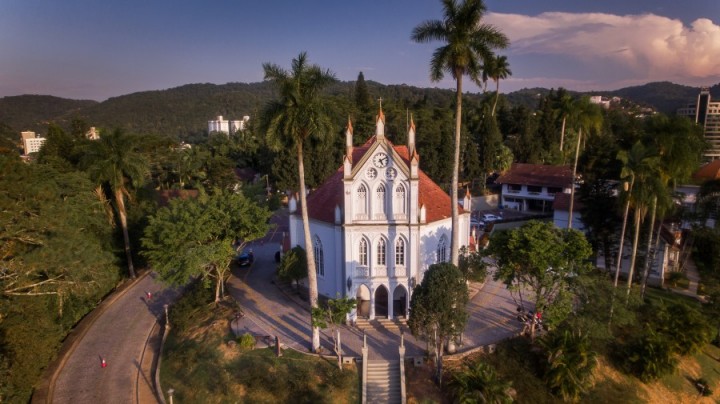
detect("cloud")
[485,12,720,85]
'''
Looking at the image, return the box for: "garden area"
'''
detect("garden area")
[159,282,359,403]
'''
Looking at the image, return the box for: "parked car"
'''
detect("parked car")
[470,218,485,230]
[235,250,254,267]
[482,213,501,222]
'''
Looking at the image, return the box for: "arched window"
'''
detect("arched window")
[314,236,324,276]
[395,238,405,266]
[357,184,367,216]
[437,235,447,263]
[394,185,406,215]
[376,184,386,215]
[359,238,368,266]
[377,238,386,266]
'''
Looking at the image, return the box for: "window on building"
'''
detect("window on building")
[377,238,386,265]
[357,184,367,215]
[359,238,368,266]
[527,185,542,194]
[508,184,522,192]
[314,236,324,276]
[377,184,386,214]
[437,235,447,263]
[395,185,406,215]
[395,238,405,266]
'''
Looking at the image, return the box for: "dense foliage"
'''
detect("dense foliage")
[0,155,121,402]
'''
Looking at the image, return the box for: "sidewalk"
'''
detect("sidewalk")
[225,241,522,362]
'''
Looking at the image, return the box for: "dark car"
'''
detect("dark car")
[236,250,254,267]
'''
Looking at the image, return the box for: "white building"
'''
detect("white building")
[678,88,720,161]
[287,107,472,320]
[21,131,46,155]
[207,115,249,135]
[496,163,573,213]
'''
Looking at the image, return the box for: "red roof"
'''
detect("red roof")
[552,192,583,211]
[304,137,461,223]
[497,163,573,188]
[693,160,720,181]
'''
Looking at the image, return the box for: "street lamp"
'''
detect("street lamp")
[164,304,170,329]
[167,388,175,404]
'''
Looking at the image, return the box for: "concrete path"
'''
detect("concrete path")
[226,235,522,363]
[50,273,179,404]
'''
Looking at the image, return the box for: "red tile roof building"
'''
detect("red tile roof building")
[287,108,472,321]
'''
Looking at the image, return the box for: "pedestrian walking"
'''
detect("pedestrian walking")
[145,291,152,301]
[101,357,107,368]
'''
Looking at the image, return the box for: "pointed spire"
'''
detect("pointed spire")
[407,113,416,157]
[345,116,353,157]
[375,97,385,138]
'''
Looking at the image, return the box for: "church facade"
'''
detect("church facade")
[287,107,472,321]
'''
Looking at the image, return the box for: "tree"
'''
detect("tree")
[260,52,337,352]
[80,129,150,279]
[567,97,603,229]
[412,0,508,266]
[486,54,511,117]
[408,262,469,383]
[277,246,308,287]
[540,329,597,402]
[488,221,593,340]
[458,246,488,283]
[448,361,513,404]
[554,90,574,152]
[311,295,357,369]
[354,71,372,114]
[142,191,271,302]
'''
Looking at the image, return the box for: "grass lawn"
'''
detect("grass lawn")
[159,286,358,403]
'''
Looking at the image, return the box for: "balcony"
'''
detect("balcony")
[355,266,369,277]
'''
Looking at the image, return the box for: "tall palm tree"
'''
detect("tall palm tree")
[261,52,336,352]
[567,98,602,229]
[412,0,508,266]
[82,129,149,279]
[487,55,511,117]
[615,142,660,298]
[556,92,574,152]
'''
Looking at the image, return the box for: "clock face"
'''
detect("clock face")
[366,168,378,179]
[373,152,389,168]
[385,167,397,180]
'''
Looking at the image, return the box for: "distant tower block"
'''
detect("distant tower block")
[208,115,250,135]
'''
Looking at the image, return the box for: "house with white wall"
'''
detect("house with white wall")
[496,163,573,213]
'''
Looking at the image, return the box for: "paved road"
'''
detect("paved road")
[227,209,522,361]
[52,273,179,404]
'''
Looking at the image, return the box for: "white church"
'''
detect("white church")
[287,106,472,321]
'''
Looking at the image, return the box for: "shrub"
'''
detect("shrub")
[619,326,677,382]
[666,272,689,288]
[237,333,256,350]
[168,280,214,333]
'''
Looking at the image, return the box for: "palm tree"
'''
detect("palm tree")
[412,0,508,266]
[81,129,150,279]
[487,55,511,117]
[567,98,602,229]
[261,52,336,352]
[615,142,661,298]
[556,91,574,152]
[540,329,597,402]
[448,361,513,404]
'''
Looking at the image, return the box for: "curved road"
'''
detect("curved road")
[51,273,178,404]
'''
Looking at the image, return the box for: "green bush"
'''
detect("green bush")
[168,281,214,333]
[237,333,256,350]
[666,271,689,288]
[618,326,677,382]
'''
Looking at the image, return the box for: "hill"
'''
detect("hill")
[1,80,718,139]
[0,95,97,134]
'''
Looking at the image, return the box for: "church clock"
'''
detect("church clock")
[373,152,389,168]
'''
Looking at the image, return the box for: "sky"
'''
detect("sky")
[1,0,718,101]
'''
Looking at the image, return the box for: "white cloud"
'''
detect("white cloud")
[485,12,720,86]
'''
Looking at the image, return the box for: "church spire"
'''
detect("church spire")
[375,97,385,139]
[345,116,353,158]
[408,113,416,157]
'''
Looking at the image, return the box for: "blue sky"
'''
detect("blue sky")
[1,0,718,101]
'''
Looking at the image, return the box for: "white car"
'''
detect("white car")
[482,213,501,222]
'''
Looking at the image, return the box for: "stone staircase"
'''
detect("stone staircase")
[365,360,402,404]
[355,317,408,332]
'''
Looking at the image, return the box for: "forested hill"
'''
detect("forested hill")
[0,95,97,134]
[1,80,716,139]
